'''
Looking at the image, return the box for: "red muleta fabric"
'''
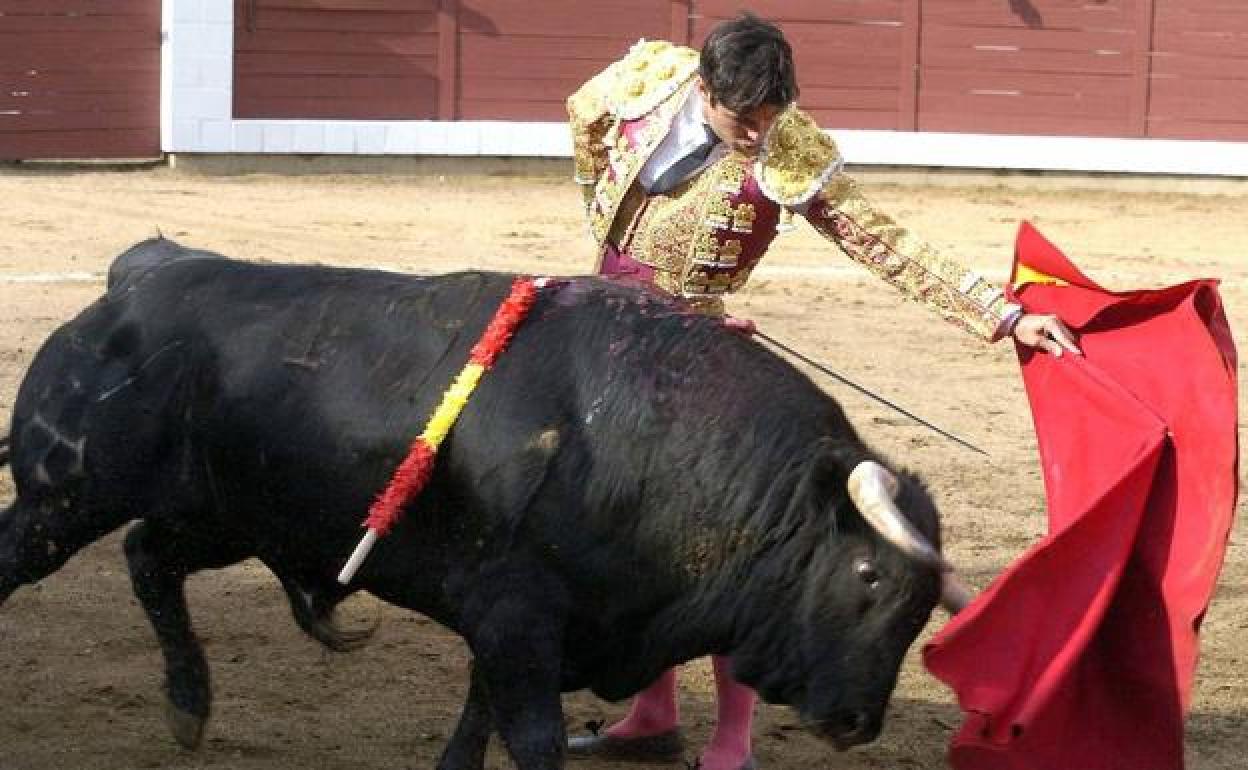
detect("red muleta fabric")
[923,222,1238,770]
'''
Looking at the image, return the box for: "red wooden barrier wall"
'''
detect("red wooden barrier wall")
[232,0,1248,143]
[917,0,1146,137]
[0,0,160,160]
[1149,1,1248,141]
[233,0,441,120]
[10,1,1241,159]
[455,0,676,121]
[696,0,913,131]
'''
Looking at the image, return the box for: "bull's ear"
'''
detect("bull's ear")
[787,439,859,528]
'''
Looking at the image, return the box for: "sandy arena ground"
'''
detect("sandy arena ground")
[0,166,1244,769]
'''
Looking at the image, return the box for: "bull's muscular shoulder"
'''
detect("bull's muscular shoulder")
[756,106,845,206]
[609,40,699,121]
[108,237,225,293]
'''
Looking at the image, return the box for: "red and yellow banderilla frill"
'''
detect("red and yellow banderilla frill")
[337,277,542,584]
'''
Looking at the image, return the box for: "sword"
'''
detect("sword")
[754,330,988,456]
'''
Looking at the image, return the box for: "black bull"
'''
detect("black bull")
[0,239,958,769]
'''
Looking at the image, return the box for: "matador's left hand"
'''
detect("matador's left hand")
[1013,314,1082,357]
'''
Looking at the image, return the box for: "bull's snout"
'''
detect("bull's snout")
[813,709,881,752]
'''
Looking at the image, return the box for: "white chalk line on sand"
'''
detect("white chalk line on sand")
[0,265,865,286]
[2,272,105,284]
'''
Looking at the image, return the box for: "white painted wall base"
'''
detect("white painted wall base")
[162,1,1248,177]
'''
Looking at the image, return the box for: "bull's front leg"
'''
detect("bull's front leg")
[459,565,569,770]
[436,662,492,770]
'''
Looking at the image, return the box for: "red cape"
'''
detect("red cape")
[923,223,1239,770]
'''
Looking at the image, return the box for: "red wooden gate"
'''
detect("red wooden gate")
[0,0,160,160]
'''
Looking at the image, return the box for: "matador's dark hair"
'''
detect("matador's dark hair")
[699,12,798,113]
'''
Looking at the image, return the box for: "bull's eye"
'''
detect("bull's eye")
[855,559,880,590]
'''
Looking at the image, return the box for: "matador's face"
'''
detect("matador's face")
[698,77,783,157]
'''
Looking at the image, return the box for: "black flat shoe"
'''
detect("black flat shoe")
[566,728,686,763]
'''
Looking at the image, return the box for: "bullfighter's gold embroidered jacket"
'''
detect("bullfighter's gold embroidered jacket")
[567,40,1017,341]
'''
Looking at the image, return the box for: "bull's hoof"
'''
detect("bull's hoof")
[164,702,207,750]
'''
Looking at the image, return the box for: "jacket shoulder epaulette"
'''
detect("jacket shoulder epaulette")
[755,106,844,206]
[609,40,700,121]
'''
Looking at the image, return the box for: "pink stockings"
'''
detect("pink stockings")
[605,656,755,770]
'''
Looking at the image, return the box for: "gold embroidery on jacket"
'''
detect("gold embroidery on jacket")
[731,203,756,233]
[626,153,761,296]
[756,106,844,205]
[807,173,1009,340]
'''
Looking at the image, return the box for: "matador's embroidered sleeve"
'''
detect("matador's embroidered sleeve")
[567,59,620,212]
[807,173,1018,341]
[755,107,1018,342]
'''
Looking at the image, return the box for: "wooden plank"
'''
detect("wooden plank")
[459,53,639,80]
[234,51,419,77]
[0,13,161,33]
[457,1,669,37]
[234,30,437,56]
[0,48,157,72]
[1,90,157,113]
[1149,52,1248,79]
[922,0,1133,29]
[695,17,902,50]
[0,108,156,132]
[259,0,438,11]
[0,128,159,161]
[247,8,437,33]
[670,0,689,45]
[698,0,904,25]
[438,0,458,120]
[797,59,900,90]
[458,34,640,63]
[805,107,903,130]
[898,0,919,130]
[459,98,570,121]
[774,18,903,51]
[921,46,1133,76]
[1150,31,1248,60]
[234,94,437,120]
[1126,0,1154,137]
[918,83,1132,122]
[798,85,899,113]
[0,0,153,14]
[1152,5,1248,35]
[921,25,1136,54]
[239,72,437,100]
[1149,78,1248,120]
[1146,117,1248,141]
[922,68,1131,98]
[0,30,160,52]
[460,77,593,102]
[919,110,1131,137]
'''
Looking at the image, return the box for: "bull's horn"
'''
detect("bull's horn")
[847,460,949,571]
[940,572,974,614]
